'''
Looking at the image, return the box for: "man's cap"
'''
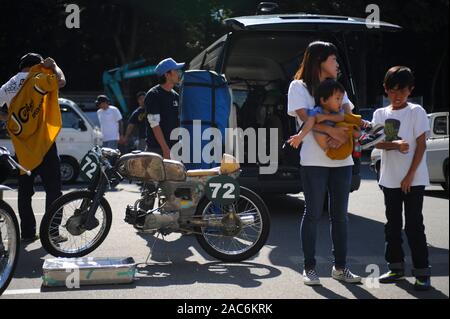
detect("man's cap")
[19,53,43,70]
[155,58,185,77]
[95,95,110,106]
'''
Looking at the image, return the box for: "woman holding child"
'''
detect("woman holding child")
[287,41,362,286]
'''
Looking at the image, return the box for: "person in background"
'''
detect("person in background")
[121,91,147,151]
[96,95,123,149]
[0,53,67,243]
[145,58,184,159]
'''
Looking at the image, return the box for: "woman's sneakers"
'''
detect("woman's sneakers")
[303,269,321,286]
[303,267,362,285]
[331,267,362,283]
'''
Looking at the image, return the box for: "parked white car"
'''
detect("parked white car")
[0,98,102,183]
[371,112,449,190]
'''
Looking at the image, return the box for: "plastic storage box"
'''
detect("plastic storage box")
[42,257,137,287]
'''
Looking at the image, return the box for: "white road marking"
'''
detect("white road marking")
[2,198,46,200]
[3,288,41,296]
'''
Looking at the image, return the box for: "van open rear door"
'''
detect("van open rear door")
[224,14,401,32]
[225,14,401,105]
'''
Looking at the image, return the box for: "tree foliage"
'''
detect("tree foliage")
[0,0,448,109]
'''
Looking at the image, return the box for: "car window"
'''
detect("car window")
[84,111,100,128]
[203,41,225,72]
[433,116,448,136]
[60,104,83,129]
[189,52,206,70]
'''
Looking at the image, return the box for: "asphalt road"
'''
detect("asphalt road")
[1,162,448,300]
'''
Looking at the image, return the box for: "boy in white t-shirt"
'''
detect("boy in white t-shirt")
[372,66,432,291]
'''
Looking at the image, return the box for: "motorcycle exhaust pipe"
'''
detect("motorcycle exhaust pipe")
[191,214,256,228]
[239,214,256,226]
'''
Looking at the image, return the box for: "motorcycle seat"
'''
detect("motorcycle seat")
[186,154,240,178]
[186,167,221,177]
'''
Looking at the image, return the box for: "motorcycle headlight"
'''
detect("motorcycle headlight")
[101,148,121,159]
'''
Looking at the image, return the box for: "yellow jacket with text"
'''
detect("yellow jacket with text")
[7,65,61,173]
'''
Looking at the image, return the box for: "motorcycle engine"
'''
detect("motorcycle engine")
[143,211,180,234]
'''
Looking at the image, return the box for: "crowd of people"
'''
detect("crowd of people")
[0,41,433,292]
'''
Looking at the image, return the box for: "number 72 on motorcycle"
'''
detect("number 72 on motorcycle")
[79,151,100,181]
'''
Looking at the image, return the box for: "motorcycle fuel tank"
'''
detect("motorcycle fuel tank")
[116,152,166,182]
[163,159,187,182]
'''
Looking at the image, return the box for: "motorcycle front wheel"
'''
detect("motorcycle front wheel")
[195,187,270,262]
[0,200,20,296]
[40,191,112,258]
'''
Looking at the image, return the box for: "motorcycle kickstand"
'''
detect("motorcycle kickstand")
[143,232,171,265]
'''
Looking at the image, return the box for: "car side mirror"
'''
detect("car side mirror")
[78,119,87,132]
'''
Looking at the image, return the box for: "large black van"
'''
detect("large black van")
[188,13,401,194]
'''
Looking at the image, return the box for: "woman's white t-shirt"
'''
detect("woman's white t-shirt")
[287,80,354,167]
[372,103,430,188]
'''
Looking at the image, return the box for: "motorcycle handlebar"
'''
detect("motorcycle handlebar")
[0,147,32,176]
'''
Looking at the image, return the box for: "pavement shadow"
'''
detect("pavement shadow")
[132,232,282,288]
[424,189,449,200]
[393,280,448,299]
[13,246,47,279]
[261,194,449,299]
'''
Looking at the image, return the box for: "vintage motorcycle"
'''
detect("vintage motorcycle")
[39,146,271,262]
[0,147,25,295]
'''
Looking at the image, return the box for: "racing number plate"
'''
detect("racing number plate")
[79,151,100,181]
[206,175,240,205]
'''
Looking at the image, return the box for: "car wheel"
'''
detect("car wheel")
[376,161,381,182]
[60,157,80,184]
[442,165,448,191]
[375,161,383,190]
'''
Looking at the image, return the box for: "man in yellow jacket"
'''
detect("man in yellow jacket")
[0,53,67,243]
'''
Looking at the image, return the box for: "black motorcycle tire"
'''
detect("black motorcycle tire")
[0,200,20,296]
[40,191,112,258]
[194,187,271,262]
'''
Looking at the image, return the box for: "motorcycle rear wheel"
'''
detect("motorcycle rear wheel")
[194,187,270,262]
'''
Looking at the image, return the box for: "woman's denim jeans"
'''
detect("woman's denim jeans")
[300,165,353,270]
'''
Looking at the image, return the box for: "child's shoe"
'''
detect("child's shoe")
[414,277,431,291]
[360,132,385,150]
[379,270,406,283]
[366,123,384,135]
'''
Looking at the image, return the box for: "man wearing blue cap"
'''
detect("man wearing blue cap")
[145,58,185,159]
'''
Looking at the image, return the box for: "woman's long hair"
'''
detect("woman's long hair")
[294,41,338,97]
